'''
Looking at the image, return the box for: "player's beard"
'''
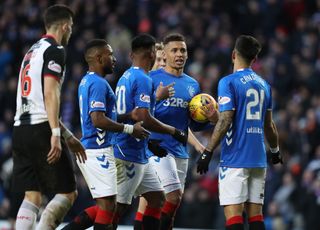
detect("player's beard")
[103,65,113,75]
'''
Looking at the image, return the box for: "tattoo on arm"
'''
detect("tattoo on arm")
[207,110,234,151]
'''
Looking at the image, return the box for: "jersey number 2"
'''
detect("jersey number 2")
[21,64,32,97]
[246,88,265,120]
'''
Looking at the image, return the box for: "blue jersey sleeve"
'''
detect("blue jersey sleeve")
[134,73,153,109]
[218,78,235,112]
[88,81,107,113]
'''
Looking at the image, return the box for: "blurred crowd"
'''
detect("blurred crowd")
[0,0,320,229]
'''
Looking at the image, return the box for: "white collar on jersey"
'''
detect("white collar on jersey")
[235,68,251,72]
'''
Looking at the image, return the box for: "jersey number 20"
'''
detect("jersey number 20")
[246,88,265,120]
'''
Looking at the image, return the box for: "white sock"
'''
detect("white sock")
[36,194,72,230]
[16,199,39,230]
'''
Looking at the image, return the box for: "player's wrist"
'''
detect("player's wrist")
[203,149,213,156]
[171,127,177,135]
[123,124,134,134]
[51,127,61,137]
[270,146,279,153]
[62,129,73,140]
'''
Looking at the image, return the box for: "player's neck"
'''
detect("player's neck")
[233,62,250,73]
[45,31,62,45]
[164,66,183,77]
[132,60,151,73]
[88,67,104,77]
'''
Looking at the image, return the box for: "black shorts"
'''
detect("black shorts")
[12,122,76,194]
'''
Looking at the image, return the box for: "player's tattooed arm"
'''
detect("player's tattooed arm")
[206,110,234,152]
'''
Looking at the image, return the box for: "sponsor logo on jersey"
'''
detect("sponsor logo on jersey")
[246,126,263,134]
[163,97,188,108]
[140,94,150,103]
[187,86,196,97]
[218,96,231,105]
[48,60,62,73]
[91,101,105,108]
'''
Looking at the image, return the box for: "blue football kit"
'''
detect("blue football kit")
[147,68,201,159]
[78,72,117,149]
[218,68,272,168]
[113,67,154,164]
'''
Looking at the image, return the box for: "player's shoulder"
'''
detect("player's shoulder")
[149,68,164,78]
[123,66,147,78]
[41,35,63,49]
[132,67,152,81]
[43,41,65,58]
[80,72,106,87]
[245,70,271,88]
[255,73,270,87]
[219,71,241,86]
[182,72,199,84]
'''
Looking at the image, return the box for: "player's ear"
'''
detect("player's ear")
[98,55,104,65]
[232,50,236,63]
[61,22,68,32]
[129,52,134,60]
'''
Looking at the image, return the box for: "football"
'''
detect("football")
[189,93,218,123]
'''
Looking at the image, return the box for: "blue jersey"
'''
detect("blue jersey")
[218,68,272,168]
[147,69,200,159]
[78,72,117,149]
[113,67,154,164]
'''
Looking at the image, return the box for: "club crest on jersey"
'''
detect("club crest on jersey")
[48,60,62,73]
[218,96,231,105]
[187,86,196,97]
[139,94,150,103]
[91,101,105,108]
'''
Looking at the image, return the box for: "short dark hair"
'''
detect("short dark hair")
[235,35,261,62]
[85,39,108,54]
[131,34,156,52]
[163,33,185,45]
[44,4,74,29]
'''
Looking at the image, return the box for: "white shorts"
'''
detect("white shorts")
[219,167,266,206]
[77,147,117,199]
[116,158,163,205]
[150,155,188,194]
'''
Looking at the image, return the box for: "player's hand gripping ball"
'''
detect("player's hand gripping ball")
[189,93,218,123]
